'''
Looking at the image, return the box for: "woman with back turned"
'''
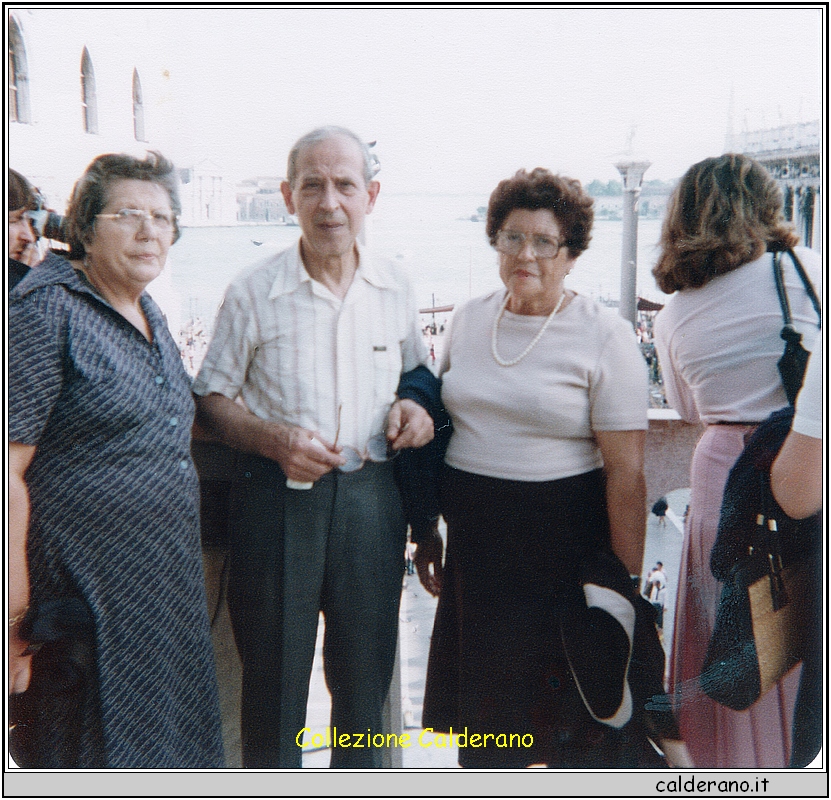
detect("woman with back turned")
[652,153,821,768]
[9,152,224,768]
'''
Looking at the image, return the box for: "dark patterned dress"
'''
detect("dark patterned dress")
[9,258,224,768]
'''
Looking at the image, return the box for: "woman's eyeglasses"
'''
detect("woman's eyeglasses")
[494,230,563,259]
[96,208,177,232]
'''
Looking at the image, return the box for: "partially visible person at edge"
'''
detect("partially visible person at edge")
[416,167,691,769]
[8,169,40,288]
[193,126,439,769]
[8,169,70,291]
[8,151,224,768]
[771,332,823,767]
[652,153,822,768]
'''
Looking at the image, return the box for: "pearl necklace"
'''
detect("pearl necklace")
[491,291,566,367]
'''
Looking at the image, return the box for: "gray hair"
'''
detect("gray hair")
[286,126,379,187]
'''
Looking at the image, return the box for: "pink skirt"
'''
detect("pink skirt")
[669,425,801,768]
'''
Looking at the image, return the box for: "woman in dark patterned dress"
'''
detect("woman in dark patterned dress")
[9,152,224,768]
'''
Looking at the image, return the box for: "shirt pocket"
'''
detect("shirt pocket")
[372,344,402,407]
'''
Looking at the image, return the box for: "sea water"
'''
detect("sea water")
[162,192,667,335]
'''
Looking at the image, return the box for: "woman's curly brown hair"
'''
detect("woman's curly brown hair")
[486,168,594,257]
[653,153,798,293]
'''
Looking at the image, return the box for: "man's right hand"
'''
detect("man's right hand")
[195,392,345,482]
[270,425,345,484]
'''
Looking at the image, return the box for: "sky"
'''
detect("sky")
[139,5,823,195]
[12,5,824,197]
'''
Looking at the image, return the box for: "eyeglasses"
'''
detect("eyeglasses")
[333,404,398,473]
[339,433,399,473]
[96,208,177,232]
[494,230,564,259]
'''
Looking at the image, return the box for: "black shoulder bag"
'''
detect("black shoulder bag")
[700,249,821,711]
[773,249,821,405]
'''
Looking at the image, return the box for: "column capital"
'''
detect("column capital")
[614,160,651,191]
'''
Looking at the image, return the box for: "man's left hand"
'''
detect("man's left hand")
[386,398,434,450]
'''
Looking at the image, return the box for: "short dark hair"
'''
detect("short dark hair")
[64,151,182,257]
[9,169,37,212]
[652,153,798,293]
[486,168,594,257]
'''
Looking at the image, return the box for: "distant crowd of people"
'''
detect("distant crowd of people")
[8,135,821,770]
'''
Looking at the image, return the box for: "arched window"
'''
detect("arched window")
[132,68,146,141]
[80,47,98,134]
[8,17,31,123]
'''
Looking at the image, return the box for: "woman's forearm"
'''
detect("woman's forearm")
[605,466,647,577]
[595,429,648,577]
[9,445,34,617]
[9,443,36,694]
[771,430,822,519]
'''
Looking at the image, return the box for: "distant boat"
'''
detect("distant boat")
[419,304,454,314]
[458,206,487,222]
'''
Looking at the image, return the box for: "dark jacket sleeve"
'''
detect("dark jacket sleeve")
[394,365,452,543]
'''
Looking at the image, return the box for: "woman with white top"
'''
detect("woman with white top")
[653,153,822,768]
[418,168,689,768]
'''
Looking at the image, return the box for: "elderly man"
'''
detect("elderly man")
[193,126,437,768]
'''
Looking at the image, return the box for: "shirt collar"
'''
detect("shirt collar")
[10,251,81,299]
[268,239,393,300]
[10,251,167,338]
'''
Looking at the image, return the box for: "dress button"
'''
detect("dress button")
[155,375,165,385]
[169,417,179,427]
[179,460,189,470]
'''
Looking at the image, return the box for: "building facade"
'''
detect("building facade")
[7,8,236,226]
[728,120,821,252]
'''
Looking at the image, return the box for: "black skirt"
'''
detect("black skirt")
[422,466,669,769]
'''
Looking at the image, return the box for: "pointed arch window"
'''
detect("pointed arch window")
[132,69,146,141]
[81,47,98,134]
[8,17,31,123]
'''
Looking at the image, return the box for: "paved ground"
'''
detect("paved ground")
[300,562,459,769]
[641,487,690,678]
[207,488,690,769]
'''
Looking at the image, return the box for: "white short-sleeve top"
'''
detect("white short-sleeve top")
[440,289,648,482]
[792,332,823,440]
[653,247,822,425]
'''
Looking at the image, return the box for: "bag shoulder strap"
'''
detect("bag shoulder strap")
[773,251,792,325]
[773,249,822,329]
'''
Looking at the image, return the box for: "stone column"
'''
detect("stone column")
[614,159,651,327]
